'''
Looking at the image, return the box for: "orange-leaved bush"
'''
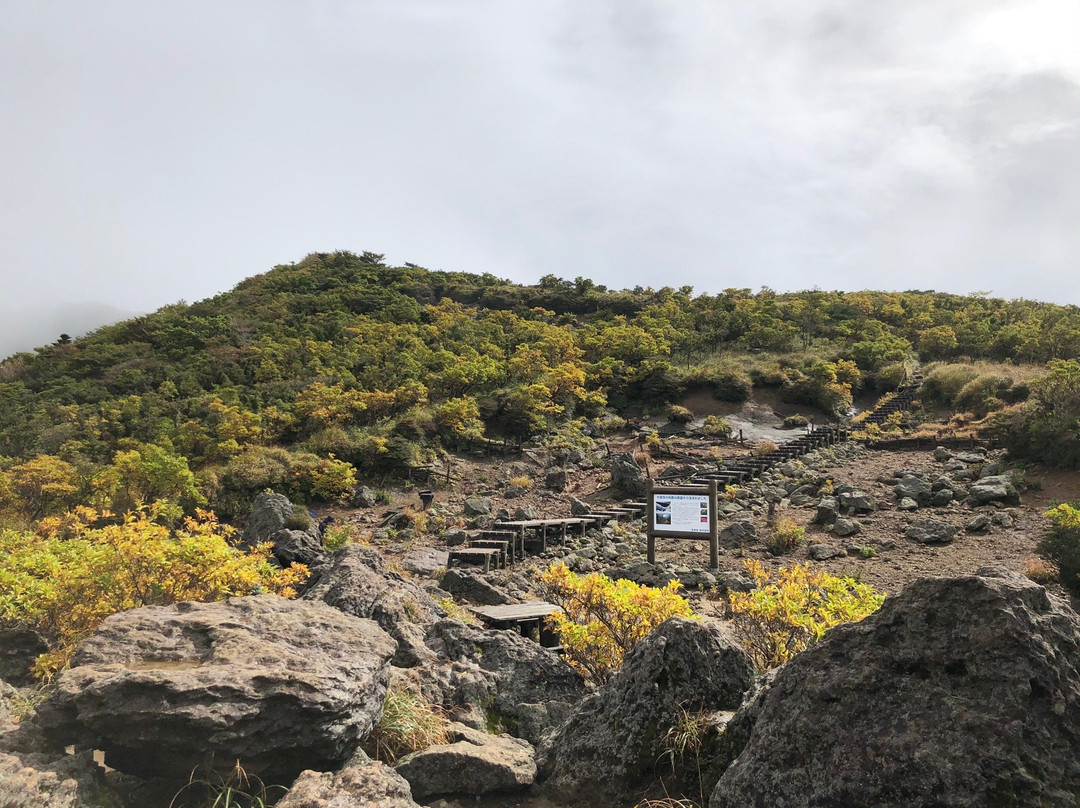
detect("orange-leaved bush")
[0,505,307,678]
[538,563,696,684]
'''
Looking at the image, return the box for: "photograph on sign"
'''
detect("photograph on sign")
[653,493,710,534]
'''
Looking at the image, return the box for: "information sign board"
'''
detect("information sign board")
[652,493,710,534]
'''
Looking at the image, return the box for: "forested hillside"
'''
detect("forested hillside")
[2,249,1080,525]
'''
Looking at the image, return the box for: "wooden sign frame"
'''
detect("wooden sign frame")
[646,479,720,570]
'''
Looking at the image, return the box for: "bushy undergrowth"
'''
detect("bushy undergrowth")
[538,563,696,683]
[0,505,307,678]
[1037,503,1080,594]
[764,518,805,556]
[727,559,885,670]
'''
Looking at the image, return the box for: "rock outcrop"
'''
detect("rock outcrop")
[0,748,125,808]
[711,568,1080,808]
[395,723,536,799]
[0,622,48,687]
[418,619,587,746]
[242,491,326,568]
[303,546,443,667]
[34,595,396,784]
[540,617,754,806]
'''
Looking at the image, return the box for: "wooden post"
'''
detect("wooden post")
[647,478,656,564]
[709,479,719,571]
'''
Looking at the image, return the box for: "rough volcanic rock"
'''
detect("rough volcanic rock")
[838,490,874,514]
[350,485,378,508]
[34,595,396,784]
[278,752,422,808]
[0,622,48,686]
[395,723,536,799]
[808,543,843,560]
[304,546,444,667]
[540,617,754,806]
[610,453,648,498]
[720,519,757,547]
[438,569,512,606]
[421,620,587,746]
[966,513,992,533]
[243,491,302,545]
[569,496,591,516]
[545,468,569,492]
[710,568,1080,808]
[270,528,327,568]
[831,517,861,538]
[906,518,958,545]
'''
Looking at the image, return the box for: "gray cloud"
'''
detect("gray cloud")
[0,0,1076,343]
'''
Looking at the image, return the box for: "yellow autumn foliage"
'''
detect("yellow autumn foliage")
[0,505,307,678]
[727,559,884,670]
[538,563,696,684]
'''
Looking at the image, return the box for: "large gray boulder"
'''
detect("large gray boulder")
[968,475,1020,506]
[242,490,299,544]
[271,528,327,568]
[812,497,839,526]
[711,568,1080,808]
[395,723,536,799]
[438,569,512,606]
[303,546,444,667]
[540,617,754,806]
[463,497,493,517]
[34,595,396,784]
[610,452,649,498]
[278,751,422,808]
[420,620,587,746]
[0,749,126,808]
[242,491,325,568]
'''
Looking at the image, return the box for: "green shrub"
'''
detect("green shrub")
[1037,503,1080,594]
[667,405,694,424]
[285,505,312,531]
[782,413,809,428]
[702,415,733,438]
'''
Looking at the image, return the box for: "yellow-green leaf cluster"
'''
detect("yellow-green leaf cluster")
[538,563,696,684]
[728,559,884,670]
[0,506,307,678]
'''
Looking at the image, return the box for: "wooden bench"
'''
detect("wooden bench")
[470,602,563,649]
[448,547,501,572]
[467,539,510,568]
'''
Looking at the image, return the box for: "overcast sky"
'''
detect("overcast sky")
[1,1,1078,354]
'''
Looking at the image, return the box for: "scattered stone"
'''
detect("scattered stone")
[839,490,874,514]
[607,561,677,589]
[677,569,718,590]
[395,723,536,799]
[270,528,326,568]
[35,595,396,783]
[931,489,954,507]
[993,511,1015,528]
[304,546,443,667]
[831,517,861,538]
[715,570,756,594]
[463,497,493,517]
[710,568,1080,807]
[609,453,649,498]
[438,569,512,606]
[514,506,537,521]
[540,617,754,806]
[932,446,953,462]
[808,544,843,561]
[813,497,839,525]
[720,520,757,547]
[905,518,959,545]
[351,485,378,508]
[966,513,992,533]
[443,528,468,547]
[897,497,919,512]
[279,751,422,808]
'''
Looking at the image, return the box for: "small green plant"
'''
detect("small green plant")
[764,517,804,556]
[436,595,478,624]
[169,760,285,808]
[728,559,885,670]
[538,563,696,684]
[364,686,450,762]
[374,489,392,505]
[659,704,711,807]
[858,545,877,559]
[782,413,809,428]
[322,524,352,553]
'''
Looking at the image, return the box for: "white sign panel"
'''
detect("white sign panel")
[653,493,710,534]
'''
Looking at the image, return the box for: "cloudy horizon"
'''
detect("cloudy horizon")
[1,0,1077,356]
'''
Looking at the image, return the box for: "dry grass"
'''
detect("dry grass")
[1025,557,1058,585]
[365,686,450,762]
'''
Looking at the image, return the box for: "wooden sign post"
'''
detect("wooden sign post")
[646,479,720,570]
